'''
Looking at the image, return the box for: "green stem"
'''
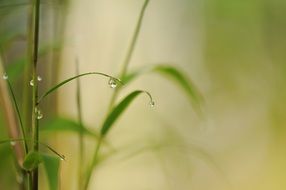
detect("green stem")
[76,61,84,189]
[108,0,149,109]
[83,137,102,190]
[6,80,28,154]
[84,1,150,189]
[23,0,34,142]
[31,0,41,189]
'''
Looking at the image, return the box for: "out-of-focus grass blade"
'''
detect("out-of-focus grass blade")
[40,117,98,138]
[123,64,203,110]
[0,2,30,9]
[23,151,61,190]
[38,72,121,103]
[23,151,42,171]
[6,44,61,80]
[41,153,60,190]
[101,90,153,136]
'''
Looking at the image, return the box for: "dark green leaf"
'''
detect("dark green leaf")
[41,153,60,190]
[40,117,98,138]
[23,151,42,171]
[123,64,203,110]
[101,90,152,136]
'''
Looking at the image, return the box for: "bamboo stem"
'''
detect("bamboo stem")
[31,0,41,189]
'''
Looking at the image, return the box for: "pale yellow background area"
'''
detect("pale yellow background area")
[56,0,286,190]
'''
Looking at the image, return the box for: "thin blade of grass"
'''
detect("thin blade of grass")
[38,72,122,104]
[0,138,65,160]
[101,90,153,136]
[41,153,60,190]
[6,79,28,153]
[40,117,98,138]
[0,2,30,9]
[123,64,203,110]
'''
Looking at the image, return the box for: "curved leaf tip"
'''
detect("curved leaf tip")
[100,90,153,136]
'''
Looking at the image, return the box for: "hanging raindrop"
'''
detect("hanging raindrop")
[149,101,155,108]
[37,76,42,82]
[108,78,117,89]
[2,73,8,80]
[60,155,66,161]
[30,79,34,86]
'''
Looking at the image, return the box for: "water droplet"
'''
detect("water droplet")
[10,141,16,146]
[37,76,42,81]
[108,78,117,89]
[2,73,8,80]
[30,79,34,86]
[60,155,65,161]
[149,101,155,107]
[35,108,43,120]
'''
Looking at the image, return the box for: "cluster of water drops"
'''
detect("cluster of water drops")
[30,76,42,86]
[35,107,43,120]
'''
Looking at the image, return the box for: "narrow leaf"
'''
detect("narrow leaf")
[101,90,153,136]
[41,153,60,190]
[38,72,121,103]
[23,151,42,171]
[40,117,98,138]
[123,64,203,109]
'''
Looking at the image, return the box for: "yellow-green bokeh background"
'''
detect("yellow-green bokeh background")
[54,0,286,190]
[1,0,285,189]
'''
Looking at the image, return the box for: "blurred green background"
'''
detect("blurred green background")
[1,0,286,190]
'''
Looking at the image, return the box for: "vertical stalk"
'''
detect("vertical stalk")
[84,1,150,190]
[108,0,149,109]
[83,137,102,190]
[31,0,41,189]
[76,60,84,190]
[23,0,34,139]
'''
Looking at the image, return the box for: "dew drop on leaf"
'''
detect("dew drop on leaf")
[60,155,65,161]
[108,78,117,89]
[30,80,34,86]
[37,76,42,81]
[149,101,155,108]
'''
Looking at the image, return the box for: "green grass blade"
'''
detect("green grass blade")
[0,138,65,160]
[23,151,42,171]
[38,72,122,104]
[0,2,30,9]
[40,117,98,138]
[6,44,61,80]
[119,0,150,78]
[6,79,28,153]
[101,90,153,136]
[41,153,60,190]
[123,64,203,109]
